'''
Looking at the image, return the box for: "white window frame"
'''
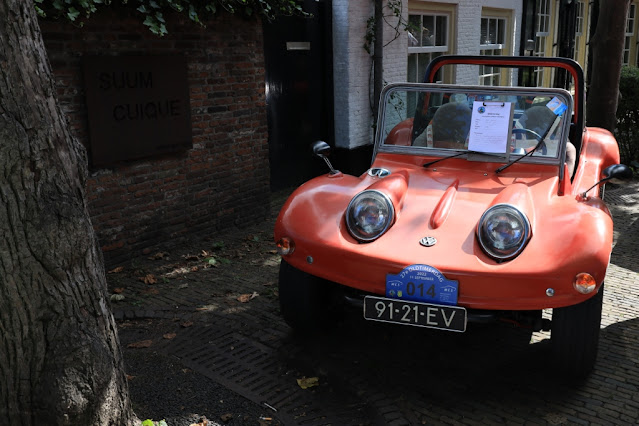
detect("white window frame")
[574,0,584,61]
[479,16,507,86]
[536,0,551,36]
[624,4,636,65]
[407,13,450,83]
[576,1,584,36]
[479,16,506,51]
[407,13,450,54]
[534,0,551,86]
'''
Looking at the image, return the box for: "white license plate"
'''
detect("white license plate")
[363,296,467,332]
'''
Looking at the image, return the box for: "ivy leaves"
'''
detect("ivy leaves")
[35,0,101,22]
[35,0,306,35]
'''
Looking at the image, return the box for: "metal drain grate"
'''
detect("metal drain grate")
[167,326,370,425]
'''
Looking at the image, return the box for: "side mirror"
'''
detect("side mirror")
[580,163,633,199]
[602,164,633,184]
[312,140,332,157]
[311,140,338,175]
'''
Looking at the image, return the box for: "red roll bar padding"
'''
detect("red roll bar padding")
[423,55,585,148]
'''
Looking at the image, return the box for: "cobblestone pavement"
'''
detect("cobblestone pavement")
[111,183,639,425]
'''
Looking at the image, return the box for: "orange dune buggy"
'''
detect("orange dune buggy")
[274,56,632,377]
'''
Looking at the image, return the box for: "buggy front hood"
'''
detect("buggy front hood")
[274,154,613,309]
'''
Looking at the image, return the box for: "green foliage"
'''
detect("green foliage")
[35,0,307,35]
[363,0,414,55]
[615,66,639,164]
[141,420,168,426]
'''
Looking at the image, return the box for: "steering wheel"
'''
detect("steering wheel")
[512,128,547,155]
[512,127,543,141]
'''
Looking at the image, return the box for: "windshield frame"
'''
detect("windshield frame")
[373,83,574,179]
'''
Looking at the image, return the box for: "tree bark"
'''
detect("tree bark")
[586,0,630,132]
[0,1,133,424]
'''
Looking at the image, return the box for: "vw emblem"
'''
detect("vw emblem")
[367,168,391,178]
[420,236,437,247]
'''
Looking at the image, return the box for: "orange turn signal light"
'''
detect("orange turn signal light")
[573,273,596,294]
[276,237,295,256]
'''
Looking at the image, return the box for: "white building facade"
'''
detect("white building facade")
[332,0,523,151]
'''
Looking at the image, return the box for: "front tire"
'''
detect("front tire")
[278,260,332,332]
[550,285,604,378]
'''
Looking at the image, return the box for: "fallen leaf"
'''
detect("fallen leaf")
[108,266,125,274]
[189,418,209,426]
[201,250,210,257]
[163,333,177,340]
[113,287,125,294]
[296,376,319,389]
[220,413,233,423]
[190,266,199,272]
[180,321,193,328]
[237,294,251,303]
[237,292,259,303]
[138,274,157,284]
[126,374,135,380]
[263,282,274,287]
[127,339,153,349]
[149,252,169,260]
[183,254,200,261]
[110,294,125,302]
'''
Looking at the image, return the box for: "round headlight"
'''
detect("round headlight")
[346,190,395,242]
[477,204,530,261]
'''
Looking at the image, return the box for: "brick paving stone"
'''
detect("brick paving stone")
[110,181,639,425]
[564,417,589,426]
[387,419,411,426]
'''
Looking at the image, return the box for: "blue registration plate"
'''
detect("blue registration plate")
[386,264,458,305]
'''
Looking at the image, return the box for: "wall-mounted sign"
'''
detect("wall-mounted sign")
[83,55,192,166]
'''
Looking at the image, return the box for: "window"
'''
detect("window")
[536,0,551,35]
[575,1,584,35]
[574,1,585,61]
[624,4,636,65]
[407,13,449,83]
[533,0,551,86]
[479,17,506,85]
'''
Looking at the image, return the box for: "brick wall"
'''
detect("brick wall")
[40,9,270,267]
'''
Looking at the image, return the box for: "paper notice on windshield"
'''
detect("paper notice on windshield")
[468,101,513,153]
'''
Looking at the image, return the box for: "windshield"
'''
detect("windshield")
[377,84,573,167]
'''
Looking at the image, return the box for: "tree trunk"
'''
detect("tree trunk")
[0,1,133,424]
[586,0,630,132]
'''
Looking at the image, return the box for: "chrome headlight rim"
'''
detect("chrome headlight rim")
[477,203,531,261]
[346,189,395,242]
